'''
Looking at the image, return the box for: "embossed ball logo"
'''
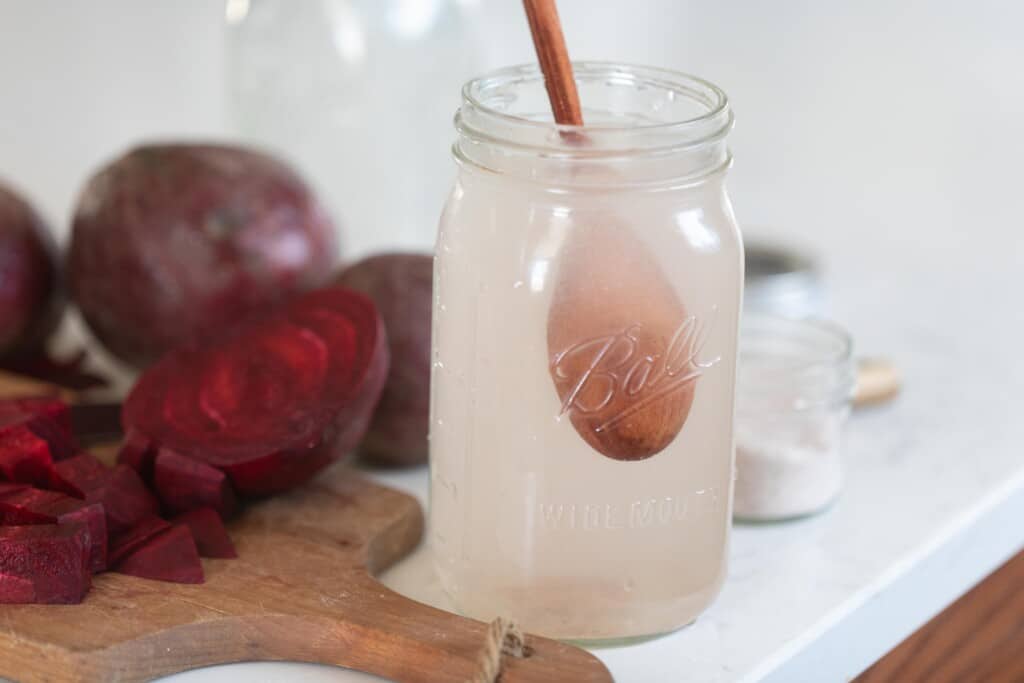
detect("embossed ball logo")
[550,314,720,461]
[546,221,721,462]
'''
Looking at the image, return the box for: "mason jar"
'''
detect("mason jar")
[430,63,743,641]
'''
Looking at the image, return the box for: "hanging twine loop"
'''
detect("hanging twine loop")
[474,617,531,682]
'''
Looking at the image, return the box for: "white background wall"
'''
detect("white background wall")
[1,0,1022,262]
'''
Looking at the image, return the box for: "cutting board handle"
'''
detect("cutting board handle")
[263,570,613,683]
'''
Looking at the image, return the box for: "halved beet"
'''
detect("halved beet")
[54,453,158,534]
[114,524,203,584]
[153,448,237,518]
[0,524,91,603]
[108,515,171,565]
[172,507,236,559]
[0,416,79,496]
[0,487,108,572]
[123,287,388,497]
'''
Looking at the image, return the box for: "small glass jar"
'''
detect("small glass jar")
[430,63,743,641]
[733,315,855,521]
[744,241,826,318]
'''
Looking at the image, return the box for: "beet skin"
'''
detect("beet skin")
[0,183,64,358]
[68,144,338,367]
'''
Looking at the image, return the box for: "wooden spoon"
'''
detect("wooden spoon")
[526,1,698,461]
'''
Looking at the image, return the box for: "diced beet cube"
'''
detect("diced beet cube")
[51,451,109,489]
[0,488,108,572]
[0,400,76,462]
[117,430,157,484]
[154,449,237,519]
[54,454,158,534]
[0,573,36,602]
[0,482,29,499]
[172,507,237,559]
[115,524,204,584]
[0,419,79,496]
[108,515,171,566]
[58,502,108,572]
[0,396,74,442]
[0,524,91,603]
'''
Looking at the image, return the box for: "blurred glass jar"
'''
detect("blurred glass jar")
[734,315,855,521]
[225,0,481,258]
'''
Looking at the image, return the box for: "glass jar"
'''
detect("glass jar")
[225,0,481,258]
[733,315,855,521]
[430,63,743,641]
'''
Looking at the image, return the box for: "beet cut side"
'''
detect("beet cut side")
[123,286,389,497]
[0,524,91,604]
[153,448,237,519]
[173,507,237,559]
[114,524,203,584]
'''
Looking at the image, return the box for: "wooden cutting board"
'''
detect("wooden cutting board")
[0,447,612,683]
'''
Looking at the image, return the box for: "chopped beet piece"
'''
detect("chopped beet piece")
[0,500,54,524]
[172,507,236,558]
[0,418,79,496]
[0,482,28,498]
[0,488,108,572]
[0,397,76,462]
[108,515,171,565]
[54,454,158,534]
[58,502,107,572]
[116,429,157,484]
[52,451,108,488]
[114,524,203,584]
[122,287,388,497]
[0,524,91,603]
[153,448,237,518]
[0,573,36,602]
[0,396,73,438]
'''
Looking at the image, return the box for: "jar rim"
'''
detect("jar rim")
[737,314,855,412]
[462,61,730,135]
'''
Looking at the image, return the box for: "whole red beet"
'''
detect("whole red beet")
[337,253,432,467]
[0,183,63,357]
[68,144,338,367]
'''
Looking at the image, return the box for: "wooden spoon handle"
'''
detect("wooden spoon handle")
[522,0,583,126]
[853,357,901,407]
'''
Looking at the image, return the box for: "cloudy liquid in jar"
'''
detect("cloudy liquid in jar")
[430,64,742,641]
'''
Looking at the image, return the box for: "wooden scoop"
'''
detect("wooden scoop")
[527,0,697,460]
